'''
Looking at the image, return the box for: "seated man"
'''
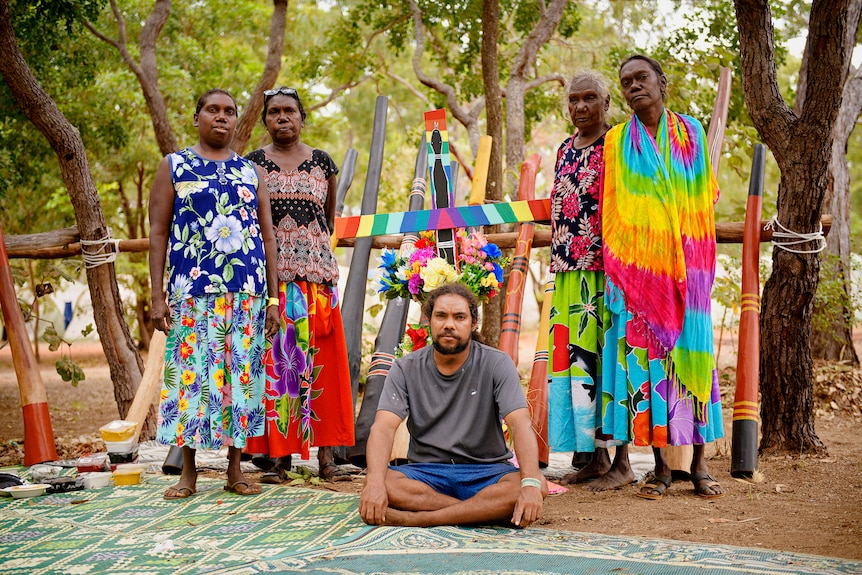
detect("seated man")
[359,283,548,528]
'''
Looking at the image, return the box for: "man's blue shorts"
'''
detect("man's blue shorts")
[389,462,518,501]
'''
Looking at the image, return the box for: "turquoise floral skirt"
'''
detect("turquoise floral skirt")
[156,292,267,450]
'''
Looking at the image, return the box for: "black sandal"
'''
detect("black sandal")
[636,474,672,500]
[319,461,352,482]
[260,456,291,484]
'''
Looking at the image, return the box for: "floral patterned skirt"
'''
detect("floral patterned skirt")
[157,292,267,450]
[548,270,615,453]
[602,278,724,447]
[246,281,355,460]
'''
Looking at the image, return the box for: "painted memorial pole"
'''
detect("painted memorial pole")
[527,278,554,467]
[424,109,457,265]
[468,136,492,206]
[498,154,541,364]
[347,135,428,467]
[331,148,359,251]
[0,221,58,465]
[731,144,765,478]
[344,96,388,414]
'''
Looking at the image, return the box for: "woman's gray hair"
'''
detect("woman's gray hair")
[567,70,611,101]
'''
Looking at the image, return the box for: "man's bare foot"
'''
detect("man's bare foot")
[382,507,414,526]
[584,465,635,492]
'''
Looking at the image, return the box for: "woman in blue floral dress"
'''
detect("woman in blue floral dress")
[149,89,280,500]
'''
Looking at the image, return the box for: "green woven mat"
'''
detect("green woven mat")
[0,471,367,575]
[249,525,862,575]
[2,467,860,575]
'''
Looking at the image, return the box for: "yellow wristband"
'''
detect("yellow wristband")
[267,297,279,307]
[521,477,542,490]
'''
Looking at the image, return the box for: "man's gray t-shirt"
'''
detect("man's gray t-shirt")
[377,341,527,464]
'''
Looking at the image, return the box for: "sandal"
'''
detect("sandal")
[636,474,672,500]
[691,472,725,499]
[319,461,352,482]
[261,456,291,485]
[251,454,275,471]
[224,480,262,495]
[163,486,196,500]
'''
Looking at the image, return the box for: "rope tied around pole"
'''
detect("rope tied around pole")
[763,216,826,254]
[80,228,120,268]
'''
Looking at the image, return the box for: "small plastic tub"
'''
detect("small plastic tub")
[107,449,139,465]
[112,468,142,486]
[76,453,109,473]
[99,420,137,442]
[30,464,62,482]
[104,437,136,453]
[79,472,112,489]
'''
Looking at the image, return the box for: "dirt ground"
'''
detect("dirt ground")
[1,335,861,561]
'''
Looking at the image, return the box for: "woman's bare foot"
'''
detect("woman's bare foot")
[560,449,611,485]
[585,465,635,492]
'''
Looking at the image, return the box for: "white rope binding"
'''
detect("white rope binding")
[763,215,826,254]
[80,228,121,269]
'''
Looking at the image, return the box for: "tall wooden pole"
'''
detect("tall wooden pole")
[0,221,58,465]
[731,144,765,477]
[347,135,427,467]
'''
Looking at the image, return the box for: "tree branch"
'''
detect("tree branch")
[733,0,796,164]
[406,0,479,147]
[232,0,288,154]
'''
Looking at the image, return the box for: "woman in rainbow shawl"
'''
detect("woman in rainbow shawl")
[602,55,724,500]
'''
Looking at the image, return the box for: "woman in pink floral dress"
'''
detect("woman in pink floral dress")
[245,88,354,482]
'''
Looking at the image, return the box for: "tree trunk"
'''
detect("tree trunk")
[811,65,862,365]
[480,0,504,346]
[734,0,855,455]
[231,0,288,155]
[0,0,145,419]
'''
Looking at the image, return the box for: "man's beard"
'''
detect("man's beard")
[432,333,469,355]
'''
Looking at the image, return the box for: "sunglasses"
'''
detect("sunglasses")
[264,88,298,98]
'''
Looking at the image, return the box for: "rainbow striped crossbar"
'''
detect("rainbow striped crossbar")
[335,198,551,239]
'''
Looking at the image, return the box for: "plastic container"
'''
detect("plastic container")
[104,437,136,453]
[112,468,142,486]
[76,453,109,473]
[29,464,62,482]
[99,420,137,442]
[45,477,84,494]
[79,472,112,489]
[107,448,138,465]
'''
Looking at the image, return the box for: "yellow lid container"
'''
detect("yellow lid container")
[99,420,137,442]
[112,468,142,486]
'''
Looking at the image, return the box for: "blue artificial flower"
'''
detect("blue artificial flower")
[380,249,397,271]
[492,262,504,283]
[481,243,502,259]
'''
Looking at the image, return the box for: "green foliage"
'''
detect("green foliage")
[287,465,323,486]
[55,355,86,387]
[812,253,861,336]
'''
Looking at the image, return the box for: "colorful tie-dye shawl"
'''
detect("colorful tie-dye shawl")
[603,109,719,416]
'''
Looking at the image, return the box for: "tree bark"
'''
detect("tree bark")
[0,0,145,420]
[480,0,504,346]
[734,0,855,455]
[231,0,288,154]
[809,0,862,364]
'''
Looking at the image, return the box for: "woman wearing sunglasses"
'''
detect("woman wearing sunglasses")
[244,87,354,483]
